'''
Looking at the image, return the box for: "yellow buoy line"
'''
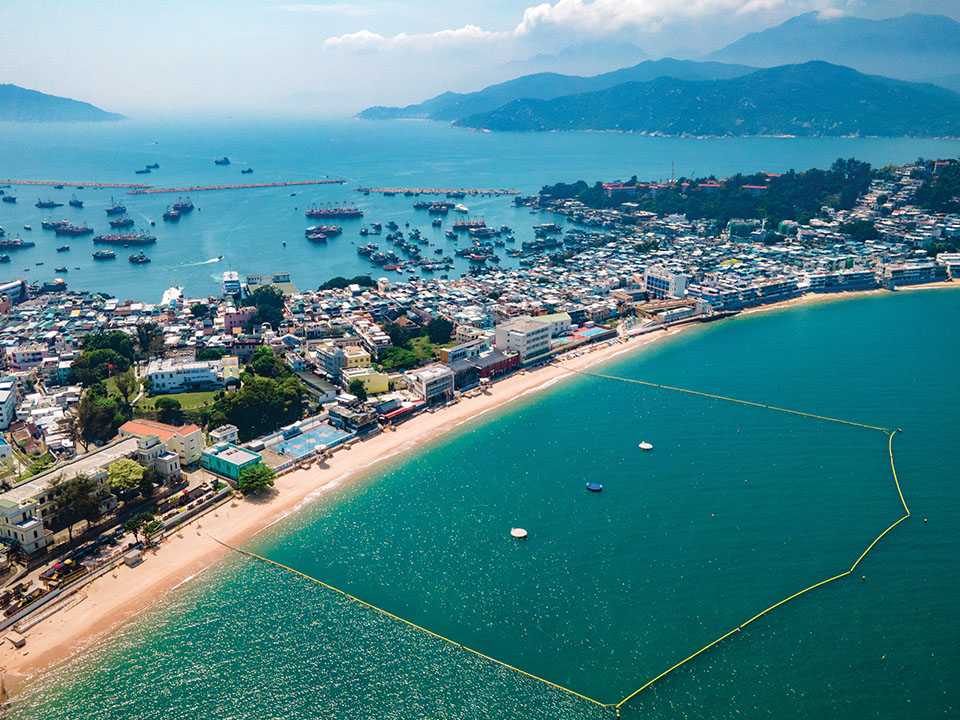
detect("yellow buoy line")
[213,368,910,716]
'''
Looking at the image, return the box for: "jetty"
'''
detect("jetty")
[1,180,150,189]
[354,186,519,196]
[128,180,346,195]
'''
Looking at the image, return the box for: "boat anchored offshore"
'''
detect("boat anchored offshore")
[105,200,127,216]
[128,251,151,264]
[638,441,653,451]
[36,198,63,209]
[586,483,603,492]
[510,528,528,539]
[93,250,116,260]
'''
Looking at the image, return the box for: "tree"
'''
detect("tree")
[51,474,104,541]
[123,511,155,543]
[426,317,453,344]
[107,458,145,495]
[58,412,87,454]
[196,347,227,361]
[241,285,285,331]
[113,369,138,404]
[378,347,419,371]
[136,323,161,357]
[250,346,287,378]
[190,303,210,319]
[347,378,368,402]
[76,391,124,446]
[83,330,135,363]
[200,375,305,441]
[154,396,182,424]
[318,275,375,290]
[67,348,131,386]
[148,334,167,359]
[238,463,276,495]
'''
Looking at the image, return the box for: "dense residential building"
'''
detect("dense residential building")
[144,357,233,393]
[643,267,689,300]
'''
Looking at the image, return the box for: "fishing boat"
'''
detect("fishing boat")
[105,200,127,215]
[69,196,84,208]
[109,217,135,228]
[0,255,9,263]
[56,245,70,252]
[55,266,68,272]
[1,196,15,203]
[241,167,253,174]
[23,225,31,231]
[305,224,342,237]
[162,208,181,221]
[172,197,194,213]
[93,232,156,246]
[586,483,603,492]
[432,218,442,227]
[93,250,116,260]
[454,203,469,213]
[128,251,151,264]
[36,198,63,209]
[146,163,160,169]
[135,168,151,175]
[305,203,363,219]
[41,219,69,231]
[214,156,231,165]
[0,237,35,249]
[55,223,93,237]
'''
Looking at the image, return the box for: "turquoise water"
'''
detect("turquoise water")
[1,119,958,301]
[13,288,959,719]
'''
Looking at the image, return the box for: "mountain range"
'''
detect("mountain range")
[357,58,755,121]
[705,12,960,83]
[0,84,124,122]
[453,62,960,138]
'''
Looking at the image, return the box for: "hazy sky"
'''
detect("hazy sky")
[1,0,957,117]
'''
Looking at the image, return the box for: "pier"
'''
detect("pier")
[1,179,150,189]
[354,186,519,196]
[128,179,346,195]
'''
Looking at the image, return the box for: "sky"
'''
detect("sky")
[1,0,958,118]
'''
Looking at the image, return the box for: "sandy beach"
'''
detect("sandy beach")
[2,280,954,692]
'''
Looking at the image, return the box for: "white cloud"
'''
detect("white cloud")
[321,0,860,51]
[323,24,504,50]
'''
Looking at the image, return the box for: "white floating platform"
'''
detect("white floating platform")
[510,528,528,539]
[638,442,653,451]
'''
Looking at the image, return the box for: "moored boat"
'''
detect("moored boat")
[93,250,116,260]
[57,245,70,252]
[109,217,135,228]
[129,251,151,264]
[214,156,231,165]
[69,196,84,208]
[36,198,63,209]
[105,200,127,215]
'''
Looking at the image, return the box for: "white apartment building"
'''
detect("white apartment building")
[5,345,47,371]
[0,380,17,430]
[0,496,47,554]
[495,317,551,362]
[144,357,225,393]
[643,266,690,300]
[404,364,455,403]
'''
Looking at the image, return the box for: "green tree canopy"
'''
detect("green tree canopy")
[426,317,453,344]
[76,391,125,445]
[378,347,418,371]
[123,511,155,542]
[241,285,285,331]
[196,347,227,361]
[250,345,288,379]
[201,375,305,441]
[113,369,138,404]
[190,303,210,319]
[154,396,182,424]
[318,275,376,290]
[51,474,104,540]
[67,348,131,386]
[107,458,145,494]
[347,378,368,402]
[83,330,135,362]
[238,463,276,494]
[136,323,161,356]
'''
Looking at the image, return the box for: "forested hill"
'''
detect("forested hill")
[454,62,960,137]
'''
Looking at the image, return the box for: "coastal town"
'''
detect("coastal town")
[0,157,956,676]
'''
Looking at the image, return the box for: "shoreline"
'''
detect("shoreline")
[2,281,955,694]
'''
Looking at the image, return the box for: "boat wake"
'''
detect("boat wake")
[181,256,223,267]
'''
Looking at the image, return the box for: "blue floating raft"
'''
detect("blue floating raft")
[586,483,603,492]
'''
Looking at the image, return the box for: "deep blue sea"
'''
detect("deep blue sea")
[1,119,958,301]
[10,287,960,719]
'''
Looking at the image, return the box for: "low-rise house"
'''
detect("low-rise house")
[118,419,204,465]
[201,443,262,481]
[209,424,239,445]
[144,357,227,393]
[340,366,390,395]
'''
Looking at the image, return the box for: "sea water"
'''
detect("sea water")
[12,287,959,719]
[1,118,958,301]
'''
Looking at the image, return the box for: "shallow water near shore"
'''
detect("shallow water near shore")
[11,287,959,719]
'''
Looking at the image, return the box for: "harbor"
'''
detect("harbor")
[354,186,520,196]
[127,179,347,194]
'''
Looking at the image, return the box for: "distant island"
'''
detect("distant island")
[452,62,960,138]
[357,58,755,122]
[0,83,125,122]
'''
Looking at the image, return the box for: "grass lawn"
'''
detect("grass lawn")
[137,390,218,411]
[409,336,439,362]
